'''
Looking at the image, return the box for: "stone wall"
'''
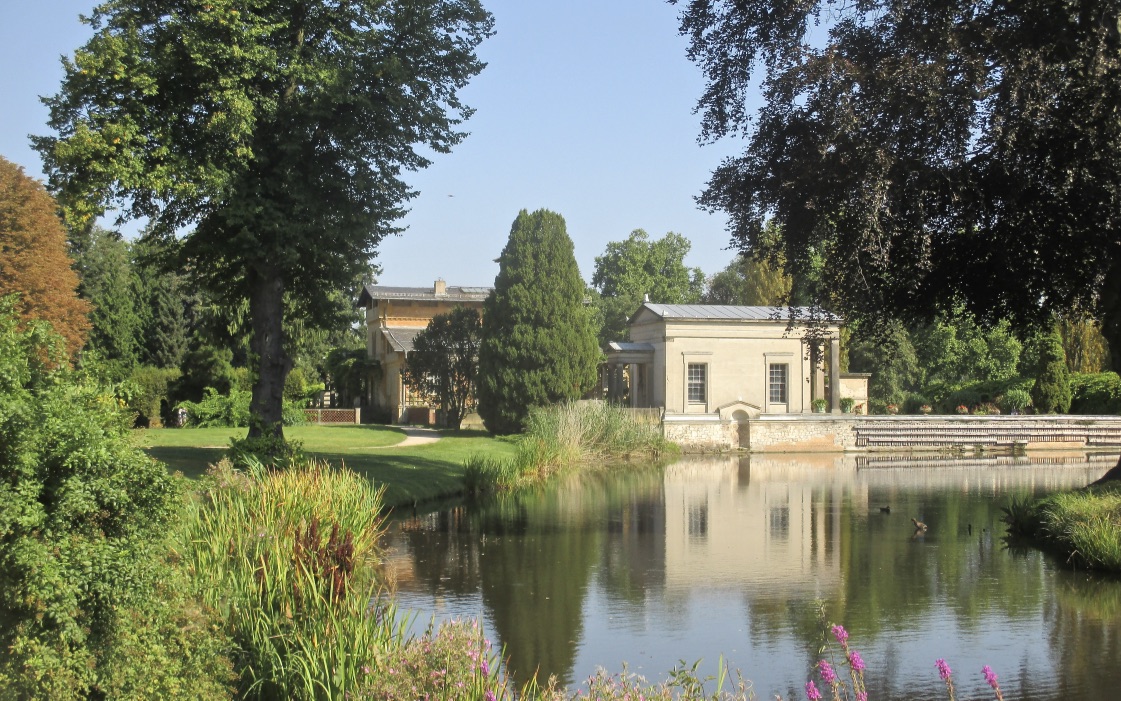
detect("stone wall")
[662,414,1121,453]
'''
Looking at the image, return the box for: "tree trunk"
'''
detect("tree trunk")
[1093,262,1121,483]
[247,265,292,441]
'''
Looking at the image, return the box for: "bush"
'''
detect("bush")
[1001,388,1033,413]
[1069,372,1121,414]
[178,386,308,428]
[903,393,932,414]
[0,301,230,698]
[125,364,181,427]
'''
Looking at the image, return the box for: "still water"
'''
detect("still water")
[381,452,1121,700]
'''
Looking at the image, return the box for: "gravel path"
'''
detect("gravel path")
[382,426,442,448]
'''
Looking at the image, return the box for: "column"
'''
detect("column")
[629,363,639,408]
[829,337,841,413]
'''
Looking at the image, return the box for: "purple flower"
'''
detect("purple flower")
[485,692,497,701]
[848,651,866,672]
[936,658,953,681]
[805,680,823,701]
[481,658,489,676]
[831,625,849,646]
[982,665,998,688]
[817,660,837,684]
[856,693,867,701]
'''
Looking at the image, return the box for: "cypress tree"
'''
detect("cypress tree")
[1031,326,1072,414]
[477,209,600,434]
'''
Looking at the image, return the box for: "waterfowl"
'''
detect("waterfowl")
[911,518,928,531]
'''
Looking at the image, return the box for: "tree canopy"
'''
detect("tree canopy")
[36,0,493,440]
[674,0,1121,365]
[590,229,704,345]
[0,156,90,357]
[477,210,601,435]
[403,306,482,430]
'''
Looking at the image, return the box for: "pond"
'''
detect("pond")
[381,451,1121,700]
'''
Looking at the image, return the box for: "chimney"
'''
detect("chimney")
[434,278,447,296]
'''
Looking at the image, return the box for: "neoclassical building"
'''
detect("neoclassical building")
[602,303,866,417]
[358,280,491,423]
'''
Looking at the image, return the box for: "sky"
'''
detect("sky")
[0,0,752,288]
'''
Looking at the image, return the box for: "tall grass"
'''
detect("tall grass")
[1002,482,1121,571]
[179,458,405,699]
[465,401,672,494]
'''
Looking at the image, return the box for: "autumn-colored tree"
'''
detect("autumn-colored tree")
[0,157,89,356]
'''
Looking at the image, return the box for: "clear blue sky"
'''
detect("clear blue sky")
[0,1,749,288]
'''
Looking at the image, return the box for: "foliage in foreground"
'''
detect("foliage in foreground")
[0,301,230,699]
[1002,483,1121,572]
[465,400,672,494]
[180,458,395,699]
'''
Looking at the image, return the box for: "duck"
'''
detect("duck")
[911,518,928,531]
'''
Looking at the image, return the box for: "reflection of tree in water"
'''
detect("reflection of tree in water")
[1048,575,1121,699]
[476,489,600,687]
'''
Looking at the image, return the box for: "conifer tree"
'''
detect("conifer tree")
[1032,326,1072,414]
[477,210,600,434]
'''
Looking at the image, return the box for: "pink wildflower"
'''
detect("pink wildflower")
[856,693,867,701]
[481,658,489,676]
[486,693,497,701]
[805,680,823,700]
[817,660,836,684]
[831,625,849,646]
[848,651,865,672]
[936,659,952,681]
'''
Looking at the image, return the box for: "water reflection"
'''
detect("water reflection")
[382,452,1121,700]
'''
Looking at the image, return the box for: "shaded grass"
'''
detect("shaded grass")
[1002,482,1121,571]
[141,425,517,508]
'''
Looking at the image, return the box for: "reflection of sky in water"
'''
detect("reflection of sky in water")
[382,453,1121,700]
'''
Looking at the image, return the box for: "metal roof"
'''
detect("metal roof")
[636,303,840,323]
[381,327,425,353]
[607,341,655,353]
[358,283,492,305]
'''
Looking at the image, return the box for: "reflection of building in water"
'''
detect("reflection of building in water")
[662,456,856,597]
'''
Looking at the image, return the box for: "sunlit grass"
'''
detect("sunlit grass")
[141,424,518,507]
[1003,482,1121,571]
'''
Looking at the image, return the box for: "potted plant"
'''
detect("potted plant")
[886,403,899,415]
[955,404,970,415]
[920,404,933,414]
[812,398,828,413]
[840,397,855,414]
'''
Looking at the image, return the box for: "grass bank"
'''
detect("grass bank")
[137,424,517,509]
[1003,482,1121,571]
[465,401,674,494]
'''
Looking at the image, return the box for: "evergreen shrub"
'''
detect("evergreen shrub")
[1069,372,1121,414]
[1032,327,1072,413]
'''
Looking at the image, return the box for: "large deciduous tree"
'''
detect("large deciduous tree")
[0,157,90,357]
[403,306,482,430]
[477,210,600,435]
[674,0,1121,354]
[591,229,704,345]
[35,0,493,441]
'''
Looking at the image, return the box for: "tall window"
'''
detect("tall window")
[687,363,707,403]
[768,363,788,404]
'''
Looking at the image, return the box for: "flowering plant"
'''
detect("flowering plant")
[886,403,899,414]
[920,404,932,414]
[956,404,969,414]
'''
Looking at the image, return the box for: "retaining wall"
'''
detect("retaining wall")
[662,414,1121,453]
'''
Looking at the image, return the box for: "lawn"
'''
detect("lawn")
[136,424,517,509]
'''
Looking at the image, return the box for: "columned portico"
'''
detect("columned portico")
[602,342,655,407]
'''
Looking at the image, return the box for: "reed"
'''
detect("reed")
[465,401,672,494]
[1002,483,1121,571]
[179,457,405,699]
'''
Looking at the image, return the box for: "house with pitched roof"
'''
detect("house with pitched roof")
[602,303,866,421]
[358,280,491,423]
